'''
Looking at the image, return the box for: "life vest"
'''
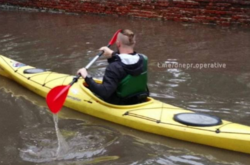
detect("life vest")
[116,54,148,98]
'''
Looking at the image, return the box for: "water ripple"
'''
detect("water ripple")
[20,123,119,163]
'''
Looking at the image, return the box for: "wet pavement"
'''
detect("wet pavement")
[0,10,250,165]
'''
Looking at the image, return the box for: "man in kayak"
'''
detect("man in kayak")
[77,29,149,105]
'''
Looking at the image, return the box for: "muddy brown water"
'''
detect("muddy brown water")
[0,10,250,165]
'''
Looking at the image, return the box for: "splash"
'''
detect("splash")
[53,114,69,158]
[19,119,118,163]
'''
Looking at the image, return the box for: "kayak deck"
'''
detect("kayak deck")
[0,55,250,154]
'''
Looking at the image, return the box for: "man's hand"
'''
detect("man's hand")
[77,68,88,79]
[99,46,114,58]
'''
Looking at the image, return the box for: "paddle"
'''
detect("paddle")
[46,29,122,114]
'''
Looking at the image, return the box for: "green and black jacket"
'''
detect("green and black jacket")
[85,51,149,105]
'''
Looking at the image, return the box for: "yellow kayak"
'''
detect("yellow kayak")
[0,54,250,154]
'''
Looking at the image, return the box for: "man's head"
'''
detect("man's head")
[116,29,136,49]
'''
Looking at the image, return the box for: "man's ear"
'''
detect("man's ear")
[116,41,121,48]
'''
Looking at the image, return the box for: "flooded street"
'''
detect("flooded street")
[0,10,250,165]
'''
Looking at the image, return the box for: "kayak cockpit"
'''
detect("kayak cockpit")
[80,79,154,109]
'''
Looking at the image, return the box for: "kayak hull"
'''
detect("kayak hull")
[0,55,250,154]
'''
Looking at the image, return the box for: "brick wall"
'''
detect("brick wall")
[0,0,250,26]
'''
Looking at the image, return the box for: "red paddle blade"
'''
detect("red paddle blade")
[108,29,122,46]
[46,85,71,114]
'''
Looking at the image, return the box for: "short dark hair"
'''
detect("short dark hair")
[120,29,135,46]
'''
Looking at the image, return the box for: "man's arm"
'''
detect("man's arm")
[84,63,125,100]
[77,47,122,100]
